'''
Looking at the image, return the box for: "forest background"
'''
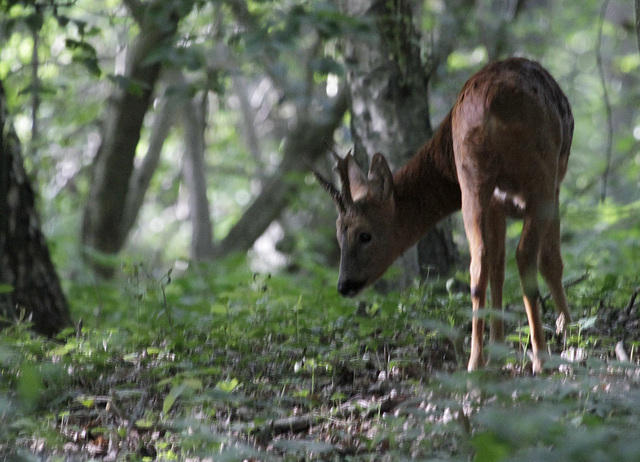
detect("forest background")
[1,0,640,460]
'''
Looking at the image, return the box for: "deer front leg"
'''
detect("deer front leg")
[488,201,506,344]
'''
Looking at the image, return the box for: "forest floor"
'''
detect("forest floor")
[1,263,640,461]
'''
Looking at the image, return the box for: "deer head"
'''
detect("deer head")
[314,150,397,296]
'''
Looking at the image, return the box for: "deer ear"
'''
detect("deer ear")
[345,152,368,201]
[367,153,393,202]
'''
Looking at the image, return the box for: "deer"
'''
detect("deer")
[314,57,574,373]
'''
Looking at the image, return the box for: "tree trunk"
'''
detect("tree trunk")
[214,89,348,258]
[340,0,457,288]
[122,85,173,236]
[0,80,72,336]
[177,85,215,261]
[81,0,187,275]
[233,76,266,180]
[636,0,640,55]
[121,68,216,261]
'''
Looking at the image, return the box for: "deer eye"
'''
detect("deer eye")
[359,232,372,243]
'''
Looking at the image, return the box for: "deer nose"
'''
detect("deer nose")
[337,280,365,297]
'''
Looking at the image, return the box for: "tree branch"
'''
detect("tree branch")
[213,88,348,258]
[232,76,266,179]
[122,87,174,235]
[82,0,189,272]
[177,81,215,260]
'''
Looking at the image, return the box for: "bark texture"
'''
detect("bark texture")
[340,0,457,285]
[177,85,215,260]
[342,1,431,166]
[81,0,188,274]
[0,80,72,336]
[636,0,640,55]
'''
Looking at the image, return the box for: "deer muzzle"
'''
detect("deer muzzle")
[337,279,366,297]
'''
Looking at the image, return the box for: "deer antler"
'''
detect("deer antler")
[333,149,354,208]
[312,149,358,212]
[312,168,345,212]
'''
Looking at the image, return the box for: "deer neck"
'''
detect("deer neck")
[390,111,462,256]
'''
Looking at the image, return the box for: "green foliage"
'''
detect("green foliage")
[65,38,100,76]
[1,258,639,460]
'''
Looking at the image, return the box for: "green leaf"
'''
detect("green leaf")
[135,418,154,429]
[601,273,618,292]
[23,11,44,33]
[77,395,95,408]
[49,342,75,357]
[66,39,101,77]
[215,378,239,393]
[55,14,70,28]
[472,432,510,462]
[0,284,13,294]
[163,382,187,415]
[210,303,227,315]
[107,75,149,97]
[577,316,597,330]
[156,377,173,387]
[18,364,43,411]
[183,378,203,391]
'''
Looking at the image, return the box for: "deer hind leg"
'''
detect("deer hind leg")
[460,188,493,372]
[538,197,572,334]
[516,201,553,374]
[488,200,506,344]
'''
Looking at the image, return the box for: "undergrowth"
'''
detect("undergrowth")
[1,257,640,461]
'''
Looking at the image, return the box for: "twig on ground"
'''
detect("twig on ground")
[563,273,590,290]
[254,393,404,443]
[271,414,325,435]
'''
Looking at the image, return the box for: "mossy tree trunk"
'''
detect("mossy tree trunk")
[339,0,458,288]
[0,80,72,336]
